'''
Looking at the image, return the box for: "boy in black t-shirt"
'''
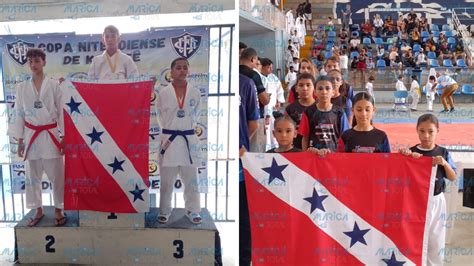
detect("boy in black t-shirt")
[299,76,350,155]
[285,73,317,150]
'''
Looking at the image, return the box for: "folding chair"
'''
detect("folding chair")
[393,91,409,111]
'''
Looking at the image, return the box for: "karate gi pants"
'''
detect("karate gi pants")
[426,193,447,266]
[159,166,201,214]
[25,157,64,209]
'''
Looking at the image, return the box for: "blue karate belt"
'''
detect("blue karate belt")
[160,129,195,164]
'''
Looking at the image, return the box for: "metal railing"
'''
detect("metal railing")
[240,0,286,30]
[452,9,473,59]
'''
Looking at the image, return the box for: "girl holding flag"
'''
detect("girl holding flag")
[400,114,457,265]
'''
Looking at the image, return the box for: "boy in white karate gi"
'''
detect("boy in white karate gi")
[425,75,436,112]
[156,58,202,224]
[87,25,139,81]
[8,48,66,226]
[409,75,421,111]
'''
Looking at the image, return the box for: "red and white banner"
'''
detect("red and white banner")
[242,152,436,265]
[63,80,152,213]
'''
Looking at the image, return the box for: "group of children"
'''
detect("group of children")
[262,70,456,264]
[8,25,204,227]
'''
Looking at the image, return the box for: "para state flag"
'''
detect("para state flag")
[242,152,436,265]
[63,80,153,213]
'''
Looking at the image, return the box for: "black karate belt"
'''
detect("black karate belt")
[160,129,195,164]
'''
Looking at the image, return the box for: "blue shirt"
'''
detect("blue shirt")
[239,74,259,182]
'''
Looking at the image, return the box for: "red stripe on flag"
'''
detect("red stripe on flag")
[244,169,363,266]
[64,112,136,212]
[279,152,432,264]
[71,81,152,185]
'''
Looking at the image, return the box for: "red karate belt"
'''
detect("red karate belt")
[23,121,61,160]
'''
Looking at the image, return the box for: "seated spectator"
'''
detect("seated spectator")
[376,45,385,58]
[349,45,359,54]
[373,14,384,37]
[397,15,405,33]
[338,28,348,46]
[315,54,325,70]
[424,39,436,53]
[439,42,450,56]
[404,50,416,67]
[406,12,416,33]
[400,41,411,53]
[339,50,349,75]
[400,31,409,44]
[419,17,428,32]
[325,16,334,31]
[411,27,421,45]
[350,56,358,70]
[361,19,373,38]
[349,37,360,50]
[367,57,375,70]
[391,55,403,70]
[440,46,453,60]
[311,47,320,58]
[439,32,447,44]
[384,15,395,36]
[454,43,464,57]
[389,47,399,61]
[416,48,427,66]
[383,54,391,66]
[313,28,325,40]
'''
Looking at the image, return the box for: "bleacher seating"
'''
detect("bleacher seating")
[427,52,437,59]
[376,59,386,68]
[443,59,453,67]
[430,59,440,68]
[457,59,467,68]
[462,84,474,95]
[305,9,471,94]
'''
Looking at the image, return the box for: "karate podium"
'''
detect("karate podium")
[15,206,222,265]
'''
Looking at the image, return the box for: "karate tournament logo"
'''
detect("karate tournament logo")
[6,39,35,66]
[171,32,202,59]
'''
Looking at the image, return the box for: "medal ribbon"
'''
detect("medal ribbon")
[173,84,187,110]
[105,51,120,73]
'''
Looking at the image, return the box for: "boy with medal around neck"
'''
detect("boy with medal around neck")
[87,25,139,81]
[155,58,203,224]
[7,48,66,226]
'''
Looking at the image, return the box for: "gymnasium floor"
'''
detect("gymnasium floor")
[373,103,474,150]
